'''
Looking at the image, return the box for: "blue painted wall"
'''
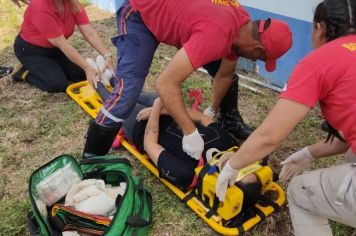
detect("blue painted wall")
[245,7,313,87]
[90,0,123,13]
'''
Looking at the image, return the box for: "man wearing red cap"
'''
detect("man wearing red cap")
[82,0,293,160]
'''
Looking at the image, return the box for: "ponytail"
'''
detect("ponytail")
[346,0,356,32]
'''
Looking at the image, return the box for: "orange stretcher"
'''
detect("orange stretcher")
[67,81,286,235]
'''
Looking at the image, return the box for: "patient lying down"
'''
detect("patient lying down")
[121,92,262,209]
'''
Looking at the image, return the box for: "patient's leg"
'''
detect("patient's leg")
[122,104,146,143]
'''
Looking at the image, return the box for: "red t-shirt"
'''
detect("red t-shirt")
[19,0,90,48]
[280,35,356,153]
[130,0,250,69]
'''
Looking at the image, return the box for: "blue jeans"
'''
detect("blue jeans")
[96,0,159,125]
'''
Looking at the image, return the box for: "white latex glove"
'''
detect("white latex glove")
[216,160,238,202]
[279,147,315,182]
[182,128,204,160]
[203,106,216,118]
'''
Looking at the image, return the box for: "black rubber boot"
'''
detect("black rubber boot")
[82,121,121,159]
[217,74,254,141]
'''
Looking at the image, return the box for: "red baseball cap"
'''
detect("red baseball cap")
[259,18,293,72]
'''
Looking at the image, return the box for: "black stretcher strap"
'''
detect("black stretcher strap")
[205,195,220,218]
[195,164,211,199]
[181,192,195,203]
[252,206,266,221]
[237,224,245,235]
[258,195,281,211]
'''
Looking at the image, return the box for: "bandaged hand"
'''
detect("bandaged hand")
[203,106,216,118]
[96,55,114,86]
[216,160,238,201]
[279,146,315,182]
[182,129,204,160]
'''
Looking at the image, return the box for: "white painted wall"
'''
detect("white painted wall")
[239,0,322,22]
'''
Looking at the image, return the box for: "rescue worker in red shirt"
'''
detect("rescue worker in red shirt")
[12,0,114,93]
[82,0,293,160]
[216,0,356,235]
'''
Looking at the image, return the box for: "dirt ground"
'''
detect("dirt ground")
[0,3,355,236]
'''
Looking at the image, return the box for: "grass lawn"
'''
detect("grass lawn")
[0,1,355,235]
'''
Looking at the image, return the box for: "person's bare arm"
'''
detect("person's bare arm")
[12,0,29,8]
[308,138,349,158]
[143,99,165,166]
[185,108,213,126]
[211,58,237,112]
[137,106,213,127]
[48,35,99,88]
[229,98,311,170]
[155,48,196,135]
[78,24,114,73]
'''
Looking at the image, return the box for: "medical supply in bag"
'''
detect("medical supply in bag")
[36,162,81,206]
[28,155,152,236]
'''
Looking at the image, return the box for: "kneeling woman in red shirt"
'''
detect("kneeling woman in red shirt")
[215,0,356,235]
[13,0,114,92]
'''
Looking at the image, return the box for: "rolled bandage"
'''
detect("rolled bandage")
[86,58,99,72]
[96,55,113,86]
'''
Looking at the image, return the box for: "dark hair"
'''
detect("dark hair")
[236,180,262,211]
[321,121,346,144]
[314,0,356,41]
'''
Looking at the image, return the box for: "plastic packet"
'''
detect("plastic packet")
[37,163,81,206]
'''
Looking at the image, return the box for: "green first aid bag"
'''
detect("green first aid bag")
[27,154,152,236]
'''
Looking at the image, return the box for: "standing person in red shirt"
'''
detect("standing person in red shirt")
[82,0,292,160]
[12,0,114,93]
[216,0,356,234]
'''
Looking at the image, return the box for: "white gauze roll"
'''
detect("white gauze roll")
[75,192,115,215]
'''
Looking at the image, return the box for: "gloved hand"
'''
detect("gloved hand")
[182,129,204,160]
[216,160,238,201]
[279,146,315,182]
[203,106,216,118]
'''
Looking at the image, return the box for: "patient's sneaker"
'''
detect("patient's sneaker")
[11,64,29,82]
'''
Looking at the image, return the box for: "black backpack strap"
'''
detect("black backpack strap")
[28,211,62,236]
[82,166,105,179]
[27,212,41,236]
[126,178,153,228]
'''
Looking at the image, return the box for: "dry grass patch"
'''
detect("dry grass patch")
[0,2,355,236]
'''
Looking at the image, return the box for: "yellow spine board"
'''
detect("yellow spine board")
[66,81,286,235]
